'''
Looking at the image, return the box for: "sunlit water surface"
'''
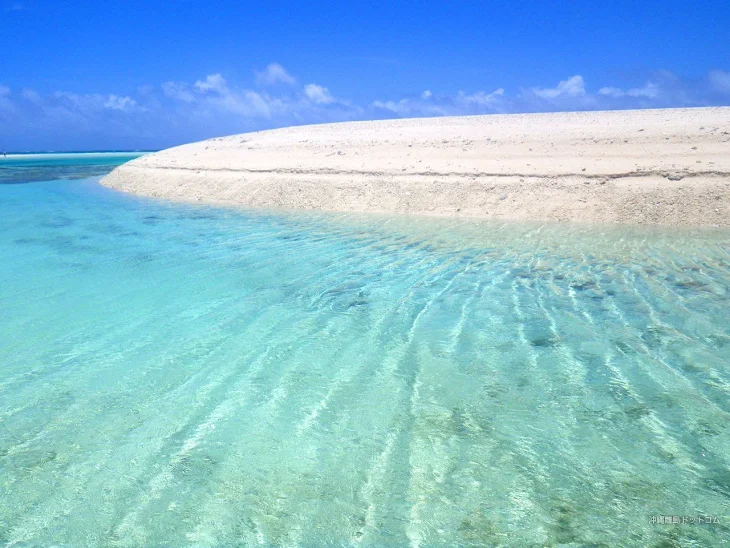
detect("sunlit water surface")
[1,155,729,546]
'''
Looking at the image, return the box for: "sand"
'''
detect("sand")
[101,107,730,226]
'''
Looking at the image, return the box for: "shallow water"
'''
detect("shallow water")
[1,156,729,546]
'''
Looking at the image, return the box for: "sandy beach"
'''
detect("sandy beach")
[102,107,730,226]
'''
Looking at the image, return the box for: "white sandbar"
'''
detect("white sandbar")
[102,107,730,226]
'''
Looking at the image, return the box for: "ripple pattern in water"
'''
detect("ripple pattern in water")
[1,178,729,546]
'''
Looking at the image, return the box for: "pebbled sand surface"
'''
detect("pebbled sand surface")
[102,107,730,226]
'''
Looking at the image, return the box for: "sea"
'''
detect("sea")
[1,153,729,546]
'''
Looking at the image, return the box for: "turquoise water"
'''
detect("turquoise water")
[0,153,147,185]
[1,156,729,547]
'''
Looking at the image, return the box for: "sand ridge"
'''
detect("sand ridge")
[102,107,730,226]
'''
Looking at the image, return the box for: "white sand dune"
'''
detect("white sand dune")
[102,107,730,226]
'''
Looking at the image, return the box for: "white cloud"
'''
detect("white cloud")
[708,70,730,94]
[457,88,505,106]
[166,76,285,119]
[531,75,585,99]
[4,68,730,151]
[599,82,660,100]
[372,99,417,115]
[163,73,334,120]
[194,73,228,94]
[372,87,506,117]
[598,86,624,98]
[627,82,659,98]
[214,89,280,118]
[255,63,296,86]
[304,83,335,104]
[47,91,137,114]
[104,95,137,111]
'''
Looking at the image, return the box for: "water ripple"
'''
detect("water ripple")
[1,176,729,546]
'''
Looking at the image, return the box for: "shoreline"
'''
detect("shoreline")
[2,152,150,160]
[101,107,730,227]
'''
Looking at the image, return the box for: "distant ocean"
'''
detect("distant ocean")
[1,154,729,545]
[0,152,150,184]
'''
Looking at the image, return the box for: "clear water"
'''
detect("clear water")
[0,153,147,185]
[1,156,729,547]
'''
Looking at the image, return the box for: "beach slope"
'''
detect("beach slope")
[102,107,730,226]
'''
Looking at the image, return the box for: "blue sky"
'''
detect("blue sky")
[1,1,729,151]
